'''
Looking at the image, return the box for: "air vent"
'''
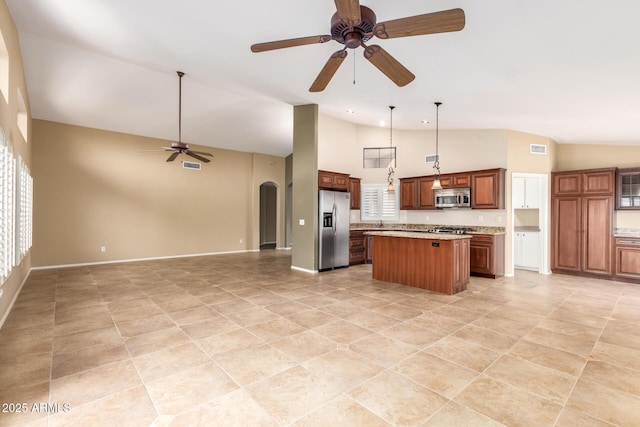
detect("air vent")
[425,154,439,163]
[182,161,201,170]
[530,144,547,155]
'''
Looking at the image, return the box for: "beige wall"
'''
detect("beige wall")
[0,0,32,325]
[32,120,286,267]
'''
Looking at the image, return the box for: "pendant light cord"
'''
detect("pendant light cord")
[434,102,441,176]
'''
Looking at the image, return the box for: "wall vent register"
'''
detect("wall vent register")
[182,161,202,170]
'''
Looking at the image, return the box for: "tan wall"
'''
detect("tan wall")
[250,153,286,249]
[0,0,32,325]
[32,120,286,267]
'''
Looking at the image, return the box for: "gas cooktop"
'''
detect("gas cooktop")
[427,227,470,235]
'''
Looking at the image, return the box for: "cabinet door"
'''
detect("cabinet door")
[513,178,526,209]
[553,173,581,196]
[400,178,417,210]
[318,171,335,190]
[524,178,541,208]
[333,173,350,191]
[615,241,640,279]
[418,177,436,209]
[470,242,493,276]
[471,170,504,209]
[583,170,615,194]
[582,196,613,275]
[552,197,581,271]
[349,178,361,210]
[518,232,540,270]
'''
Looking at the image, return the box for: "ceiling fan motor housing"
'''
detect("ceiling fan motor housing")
[331,6,376,48]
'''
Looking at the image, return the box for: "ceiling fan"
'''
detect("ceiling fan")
[250,1,465,92]
[161,71,213,163]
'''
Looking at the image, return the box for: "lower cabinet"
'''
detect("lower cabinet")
[349,230,366,265]
[514,231,540,271]
[614,237,640,281]
[470,233,505,278]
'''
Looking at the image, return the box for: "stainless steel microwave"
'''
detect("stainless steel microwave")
[435,188,471,208]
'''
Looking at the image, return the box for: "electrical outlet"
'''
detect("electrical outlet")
[299,219,305,226]
[100,246,106,253]
[478,215,484,222]
[239,239,243,244]
[496,215,503,223]
[425,215,430,221]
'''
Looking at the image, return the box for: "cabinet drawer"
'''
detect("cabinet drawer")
[350,238,365,249]
[616,237,640,247]
[470,234,493,244]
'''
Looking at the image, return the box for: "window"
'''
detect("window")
[363,147,396,169]
[15,155,33,263]
[1,129,15,281]
[361,184,399,222]
[0,28,8,104]
[17,88,28,143]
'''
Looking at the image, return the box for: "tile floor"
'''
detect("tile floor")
[1,250,640,426]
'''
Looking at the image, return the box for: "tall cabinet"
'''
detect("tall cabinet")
[551,168,616,277]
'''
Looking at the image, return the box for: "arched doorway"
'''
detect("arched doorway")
[259,182,278,250]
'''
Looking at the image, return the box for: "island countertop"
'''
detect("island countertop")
[365,230,472,240]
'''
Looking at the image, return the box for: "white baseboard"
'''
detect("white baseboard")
[31,249,260,271]
[0,269,31,329]
[290,265,318,274]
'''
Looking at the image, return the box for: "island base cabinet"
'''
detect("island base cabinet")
[371,235,470,295]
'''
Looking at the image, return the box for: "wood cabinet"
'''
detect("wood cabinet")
[471,168,506,209]
[440,173,471,189]
[399,178,418,210]
[349,177,361,209]
[616,168,640,209]
[418,177,436,209]
[551,168,615,278]
[469,233,505,278]
[349,230,366,265]
[514,231,540,271]
[318,170,349,191]
[513,177,541,209]
[614,237,640,281]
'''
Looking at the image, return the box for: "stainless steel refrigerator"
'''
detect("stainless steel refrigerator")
[318,190,350,271]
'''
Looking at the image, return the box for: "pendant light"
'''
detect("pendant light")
[432,102,443,190]
[387,105,396,192]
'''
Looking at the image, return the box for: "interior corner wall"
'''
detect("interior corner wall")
[0,0,33,327]
[291,104,319,272]
[31,119,271,267]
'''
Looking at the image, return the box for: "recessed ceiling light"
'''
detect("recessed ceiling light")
[346,109,355,114]
[421,120,430,124]
[379,120,385,127]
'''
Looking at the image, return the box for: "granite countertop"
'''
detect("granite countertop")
[365,230,472,240]
[614,228,640,238]
[351,223,505,235]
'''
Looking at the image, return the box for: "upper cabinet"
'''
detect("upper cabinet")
[318,170,349,191]
[513,177,541,209]
[399,168,505,210]
[471,168,506,209]
[399,178,418,210]
[616,168,640,210]
[552,168,616,196]
[349,177,361,209]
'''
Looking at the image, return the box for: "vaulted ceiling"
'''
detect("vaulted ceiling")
[8,0,640,157]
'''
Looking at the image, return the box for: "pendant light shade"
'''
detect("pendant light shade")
[432,102,443,190]
[387,105,396,192]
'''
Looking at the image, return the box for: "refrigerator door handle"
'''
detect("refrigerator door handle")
[332,203,337,234]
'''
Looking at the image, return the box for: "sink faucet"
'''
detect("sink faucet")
[378,220,384,228]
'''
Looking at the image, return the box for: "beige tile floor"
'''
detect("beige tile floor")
[1,250,640,426]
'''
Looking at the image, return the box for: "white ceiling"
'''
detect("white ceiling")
[7,0,640,157]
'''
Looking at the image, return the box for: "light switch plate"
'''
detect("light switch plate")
[298,219,305,226]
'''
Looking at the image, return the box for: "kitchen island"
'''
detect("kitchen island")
[366,231,471,295]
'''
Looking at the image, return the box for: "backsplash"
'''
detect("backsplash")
[350,209,507,228]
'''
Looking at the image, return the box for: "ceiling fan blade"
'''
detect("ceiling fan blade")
[166,151,180,162]
[363,45,415,87]
[185,151,212,163]
[309,50,348,92]
[334,0,361,25]
[251,35,332,53]
[373,8,465,39]
[188,150,213,156]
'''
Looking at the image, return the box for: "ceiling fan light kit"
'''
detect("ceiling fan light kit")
[250,1,465,92]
